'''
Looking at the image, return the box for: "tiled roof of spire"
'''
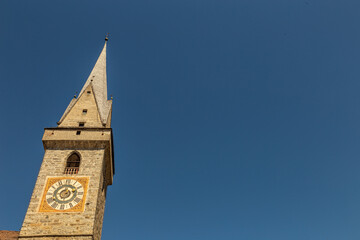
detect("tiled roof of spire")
[59,41,112,125]
[0,230,19,239]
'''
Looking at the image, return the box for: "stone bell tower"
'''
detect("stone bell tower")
[19,38,115,240]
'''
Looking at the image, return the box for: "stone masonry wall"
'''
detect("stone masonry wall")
[19,148,105,239]
[93,178,107,239]
[59,85,103,128]
[17,237,92,240]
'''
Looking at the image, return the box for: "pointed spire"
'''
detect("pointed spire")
[78,40,110,123]
[58,40,112,126]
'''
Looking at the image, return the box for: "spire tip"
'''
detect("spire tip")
[105,33,110,41]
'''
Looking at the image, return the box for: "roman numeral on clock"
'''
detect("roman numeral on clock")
[41,177,88,212]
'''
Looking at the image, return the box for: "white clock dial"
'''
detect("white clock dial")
[45,179,84,210]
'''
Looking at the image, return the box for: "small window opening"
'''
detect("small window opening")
[87,91,91,94]
[82,109,88,115]
[76,131,81,135]
[64,153,80,174]
[79,122,85,127]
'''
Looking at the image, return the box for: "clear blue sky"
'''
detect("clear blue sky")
[1,0,360,239]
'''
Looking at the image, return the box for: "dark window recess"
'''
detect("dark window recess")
[76,131,81,135]
[79,122,85,127]
[64,153,81,174]
[82,109,88,114]
[87,91,91,94]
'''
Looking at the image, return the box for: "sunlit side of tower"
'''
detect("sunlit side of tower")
[19,38,114,240]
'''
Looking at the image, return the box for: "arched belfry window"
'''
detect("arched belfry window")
[64,152,81,174]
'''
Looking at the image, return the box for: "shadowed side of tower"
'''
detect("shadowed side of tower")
[18,39,115,240]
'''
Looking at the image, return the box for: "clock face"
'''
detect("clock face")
[39,177,89,212]
[46,179,84,210]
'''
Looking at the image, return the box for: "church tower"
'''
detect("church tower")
[19,38,114,240]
